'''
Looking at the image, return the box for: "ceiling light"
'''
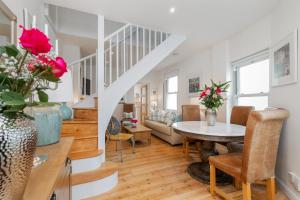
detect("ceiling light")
[169,7,176,14]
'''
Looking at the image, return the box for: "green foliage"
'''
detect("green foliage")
[0,91,26,113]
[0,44,20,57]
[37,90,49,102]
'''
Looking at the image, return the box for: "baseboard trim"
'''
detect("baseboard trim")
[277,177,300,200]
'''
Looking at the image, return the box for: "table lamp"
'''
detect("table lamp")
[47,71,74,120]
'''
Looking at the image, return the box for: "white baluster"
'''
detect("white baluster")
[109,38,112,85]
[104,51,106,85]
[130,26,133,68]
[155,31,157,47]
[123,29,126,73]
[136,26,139,63]
[90,57,93,94]
[116,34,119,79]
[149,29,151,52]
[143,28,145,57]
[78,63,81,96]
[84,59,87,96]
[160,32,163,44]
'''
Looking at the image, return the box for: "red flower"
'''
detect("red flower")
[52,57,67,78]
[131,119,138,123]
[19,25,52,55]
[200,91,206,98]
[216,87,222,94]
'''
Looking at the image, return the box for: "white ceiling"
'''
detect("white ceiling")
[46,0,279,69]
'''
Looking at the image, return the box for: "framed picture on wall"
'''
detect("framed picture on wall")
[271,29,298,87]
[189,77,200,95]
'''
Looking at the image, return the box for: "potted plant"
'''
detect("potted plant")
[199,80,230,126]
[0,25,67,199]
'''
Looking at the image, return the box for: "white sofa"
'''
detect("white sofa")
[144,116,182,145]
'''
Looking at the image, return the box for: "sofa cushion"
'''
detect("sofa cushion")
[144,120,171,136]
[149,110,160,121]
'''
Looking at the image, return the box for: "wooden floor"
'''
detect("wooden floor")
[89,136,289,200]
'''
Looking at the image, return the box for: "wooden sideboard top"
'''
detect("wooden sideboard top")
[23,137,74,200]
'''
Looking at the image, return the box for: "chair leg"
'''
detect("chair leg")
[267,177,276,200]
[182,137,186,153]
[209,163,216,195]
[234,178,242,189]
[119,140,123,163]
[185,140,189,157]
[242,182,251,200]
[131,137,135,154]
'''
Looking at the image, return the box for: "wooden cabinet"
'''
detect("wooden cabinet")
[23,137,73,200]
[50,158,71,200]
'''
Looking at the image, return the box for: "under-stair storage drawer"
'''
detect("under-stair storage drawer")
[71,138,98,152]
[61,121,98,138]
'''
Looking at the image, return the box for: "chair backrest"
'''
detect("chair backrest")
[124,103,134,113]
[107,116,121,135]
[182,105,201,121]
[241,109,289,183]
[230,106,254,126]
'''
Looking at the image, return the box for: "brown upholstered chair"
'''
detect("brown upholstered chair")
[209,109,289,200]
[227,106,255,153]
[181,105,201,156]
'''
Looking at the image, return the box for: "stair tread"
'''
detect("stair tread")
[71,161,118,186]
[73,107,98,110]
[70,149,103,160]
[63,119,98,124]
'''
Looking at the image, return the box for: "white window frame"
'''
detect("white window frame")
[233,49,270,107]
[164,74,178,111]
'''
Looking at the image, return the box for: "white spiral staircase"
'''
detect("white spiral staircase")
[68,23,185,199]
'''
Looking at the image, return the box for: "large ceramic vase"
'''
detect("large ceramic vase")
[0,113,37,199]
[205,108,217,126]
[32,106,62,146]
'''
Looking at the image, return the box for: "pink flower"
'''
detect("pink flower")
[205,88,211,95]
[19,25,52,55]
[216,87,222,94]
[52,57,67,78]
[27,62,37,72]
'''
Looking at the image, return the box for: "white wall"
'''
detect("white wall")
[142,1,299,198]
[140,49,212,114]
[269,0,300,199]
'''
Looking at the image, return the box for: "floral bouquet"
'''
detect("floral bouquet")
[199,80,230,111]
[199,80,230,125]
[0,26,67,117]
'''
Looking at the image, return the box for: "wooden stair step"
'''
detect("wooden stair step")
[71,161,118,186]
[63,119,97,124]
[70,149,103,160]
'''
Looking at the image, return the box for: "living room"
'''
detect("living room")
[114,0,300,199]
[0,0,299,199]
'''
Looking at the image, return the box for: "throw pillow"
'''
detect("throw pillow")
[165,111,177,126]
[150,110,160,121]
[123,112,133,119]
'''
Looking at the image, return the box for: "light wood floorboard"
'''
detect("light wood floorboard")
[88,136,289,200]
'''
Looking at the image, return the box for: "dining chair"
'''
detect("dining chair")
[209,108,289,200]
[181,105,202,156]
[227,106,254,153]
[106,116,135,162]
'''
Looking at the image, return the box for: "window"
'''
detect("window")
[165,75,178,110]
[234,50,270,110]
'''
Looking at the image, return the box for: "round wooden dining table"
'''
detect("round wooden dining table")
[172,121,246,185]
